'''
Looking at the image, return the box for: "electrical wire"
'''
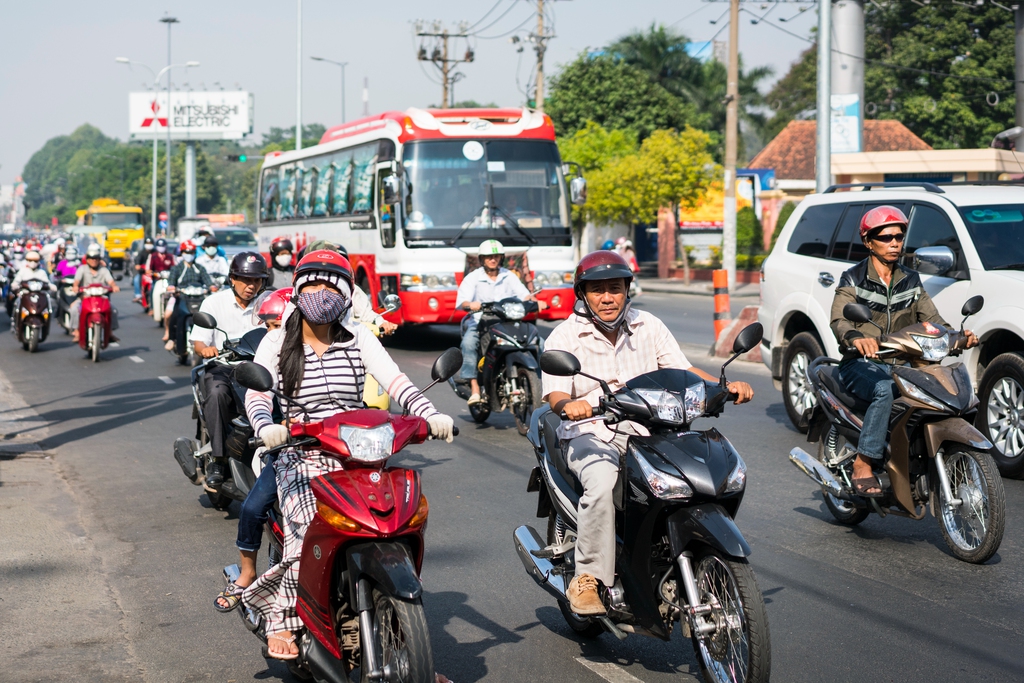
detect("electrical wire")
[476,11,536,40]
[670,2,713,27]
[468,0,521,36]
[467,0,506,30]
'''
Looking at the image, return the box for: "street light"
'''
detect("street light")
[114,57,200,237]
[311,56,348,123]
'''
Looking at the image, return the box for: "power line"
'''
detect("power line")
[467,0,506,30]
[468,0,522,36]
[476,11,536,40]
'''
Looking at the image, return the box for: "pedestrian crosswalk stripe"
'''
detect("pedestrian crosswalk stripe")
[129,356,144,363]
[158,376,175,384]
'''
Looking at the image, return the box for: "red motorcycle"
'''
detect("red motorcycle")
[139,271,153,313]
[228,348,462,683]
[78,284,113,362]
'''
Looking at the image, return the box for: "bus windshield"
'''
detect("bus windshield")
[91,212,142,228]
[402,139,570,247]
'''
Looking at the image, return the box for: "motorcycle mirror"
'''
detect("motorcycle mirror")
[842,303,873,324]
[540,350,581,377]
[961,295,984,318]
[732,322,763,355]
[192,311,218,330]
[382,293,401,314]
[233,361,274,392]
[431,347,463,382]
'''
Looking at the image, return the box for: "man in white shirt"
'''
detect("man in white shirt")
[455,239,544,405]
[190,251,268,487]
[542,251,753,617]
[195,235,230,281]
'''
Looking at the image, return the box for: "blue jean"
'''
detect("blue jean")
[132,272,142,297]
[236,458,277,552]
[838,358,898,461]
[460,318,480,381]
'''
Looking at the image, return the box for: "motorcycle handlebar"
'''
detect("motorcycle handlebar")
[250,425,460,450]
[560,405,604,420]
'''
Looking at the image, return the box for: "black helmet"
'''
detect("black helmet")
[203,235,219,247]
[144,237,154,245]
[270,237,293,255]
[230,251,269,280]
[155,238,167,248]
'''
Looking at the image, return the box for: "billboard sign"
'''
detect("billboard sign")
[129,91,254,141]
[831,93,862,154]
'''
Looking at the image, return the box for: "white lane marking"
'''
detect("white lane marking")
[129,355,145,363]
[158,376,175,385]
[575,657,646,683]
[109,342,120,347]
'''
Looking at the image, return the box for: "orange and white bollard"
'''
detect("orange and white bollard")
[713,269,731,342]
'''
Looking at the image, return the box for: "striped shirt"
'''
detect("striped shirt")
[246,304,436,435]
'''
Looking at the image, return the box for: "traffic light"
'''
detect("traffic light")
[225,154,248,162]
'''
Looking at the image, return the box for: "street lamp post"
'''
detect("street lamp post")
[160,15,179,232]
[310,56,348,123]
[115,57,200,238]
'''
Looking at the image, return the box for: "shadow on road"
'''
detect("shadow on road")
[426,589,525,682]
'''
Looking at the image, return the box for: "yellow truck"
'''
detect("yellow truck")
[76,198,145,273]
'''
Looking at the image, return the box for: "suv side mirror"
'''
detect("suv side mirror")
[569,177,587,206]
[913,246,955,276]
[540,350,581,376]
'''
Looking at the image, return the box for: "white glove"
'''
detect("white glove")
[427,414,455,443]
[259,424,289,449]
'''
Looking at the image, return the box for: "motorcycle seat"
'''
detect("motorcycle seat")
[816,365,872,414]
[540,409,584,497]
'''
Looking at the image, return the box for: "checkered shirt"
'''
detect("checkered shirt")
[542,308,691,442]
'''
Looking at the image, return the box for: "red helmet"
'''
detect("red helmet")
[860,205,909,239]
[179,239,197,254]
[292,249,354,290]
[270,237,294,255]
[573,250,634,298]
[252,287,292,325]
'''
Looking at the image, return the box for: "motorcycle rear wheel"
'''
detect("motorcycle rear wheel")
[513,367,543,436]
[547,512,603,638]
[469,400,490,424]
[935,445,1005,564]
[689,549,771,683]
[359,589,434,683]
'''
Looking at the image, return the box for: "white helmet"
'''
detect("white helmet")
[86,244,102,259]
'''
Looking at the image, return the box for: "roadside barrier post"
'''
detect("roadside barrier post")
[713,269,731,342]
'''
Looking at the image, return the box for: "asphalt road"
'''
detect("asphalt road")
[1,289,1022,683]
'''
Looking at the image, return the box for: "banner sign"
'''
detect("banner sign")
[831,93,862,154]
[129,91,254,141]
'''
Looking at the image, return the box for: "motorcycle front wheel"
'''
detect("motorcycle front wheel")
[91,322,101,362]
[689,549,771,683]
[513,367,543,436]
[26,327,38,353]
[936,445,1005,564]
[360,589,434,683]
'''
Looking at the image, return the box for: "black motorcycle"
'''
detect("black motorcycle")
[172,311,267,511]
[449,297,543,435]
[171,283,210,365]
[515,323,770,683]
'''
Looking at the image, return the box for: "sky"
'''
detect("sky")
[0,0,819,186]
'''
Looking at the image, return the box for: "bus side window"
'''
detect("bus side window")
[313,162,335,217]
[331,153,354,216]
[261,167,279,222]
[351,144,377,214]
[279,165,297,219]
[299,166,318,217]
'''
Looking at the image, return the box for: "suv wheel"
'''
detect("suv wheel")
[978,352,1024,477]
[782,332,823,433]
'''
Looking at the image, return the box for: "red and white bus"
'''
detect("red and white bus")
[256,107,583,326]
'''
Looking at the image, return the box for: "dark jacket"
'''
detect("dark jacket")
[830,258,947,357]
[266,265,294,290]
[169,262,213,289]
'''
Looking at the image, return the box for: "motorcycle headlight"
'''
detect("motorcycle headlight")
[339,423,395,463]
[725,454,747,493]
[910,332,950,361]
[27,281,42,292]
[502,302,526,320]
[635,389,685,424]
[893,375,947,411]
[633,447,693,500]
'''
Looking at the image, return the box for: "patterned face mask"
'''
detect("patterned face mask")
[296,287,350,325]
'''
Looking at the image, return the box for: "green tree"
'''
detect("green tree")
[557,121,638,173]
[736,205,763,255]
[546,54,703,141]
[764,47,816,140]
[261,123,327,152]
[771,201,797,251]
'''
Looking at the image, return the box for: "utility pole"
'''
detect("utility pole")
[415,21,474,108]
[816,0,832,193]
[160,15,178,231]
[534,0,547,111]
[832,0,864,154]
[296,0,303,151]
[722,0,740,291]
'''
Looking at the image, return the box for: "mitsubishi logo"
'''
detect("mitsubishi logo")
[141,100,168,128]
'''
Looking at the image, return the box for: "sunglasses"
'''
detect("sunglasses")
[870,232,905,244]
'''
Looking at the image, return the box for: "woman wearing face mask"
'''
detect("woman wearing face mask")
[240,250,455,662]
[196,236,231,282]
[265,237,294,290]
[54,246,82,279]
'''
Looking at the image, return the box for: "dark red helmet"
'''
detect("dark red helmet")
[270,237,293,255]
[573,250,634,299]
[860,205,909,239]
[293,249,354,291]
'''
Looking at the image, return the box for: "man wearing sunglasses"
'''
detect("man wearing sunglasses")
[829,205,978,496]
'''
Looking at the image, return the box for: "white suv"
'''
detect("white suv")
[759,182,1024,476]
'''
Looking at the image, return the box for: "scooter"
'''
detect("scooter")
[56,276,76,334]
[448,297,544,435]
[514,324,771,683]
[151,270,171,324]
[173,311,268,511]
[78,284,114,363]
[789,295,1005,564]
[12,280,52,353]
[225,349,462,683]
[139,271,153,314]
[171,283,210,365]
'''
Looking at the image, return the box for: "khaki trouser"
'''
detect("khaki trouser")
[563,432,629,587]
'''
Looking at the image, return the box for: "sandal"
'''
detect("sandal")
[213,582,245,613]
[264,633,299,660]
[852,475,885,498]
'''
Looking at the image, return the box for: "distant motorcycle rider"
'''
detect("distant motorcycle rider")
[265,237,295,289]
[190,252,269,487]
[70,245,120,343]
[830,205,978,497]
[166,240,215,352]
[133,237,154,302]
[196,236,230,280]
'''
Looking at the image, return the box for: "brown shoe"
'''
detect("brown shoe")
[567,574,606,616]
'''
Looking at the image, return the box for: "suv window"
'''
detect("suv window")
[787,204,846,257]
[828,202,907,263]
[902,203,966,276]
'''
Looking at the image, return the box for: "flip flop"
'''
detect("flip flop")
[264,633,300,660]
[213,582,245,613]
[852,475,885,498]
[467,394,483,406]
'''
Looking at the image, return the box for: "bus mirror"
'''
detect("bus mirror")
[570,177,587,206]
[382,174,400,205]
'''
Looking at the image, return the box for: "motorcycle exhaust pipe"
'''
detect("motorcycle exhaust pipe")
[789,447,845,498]
[513,525,569,603]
